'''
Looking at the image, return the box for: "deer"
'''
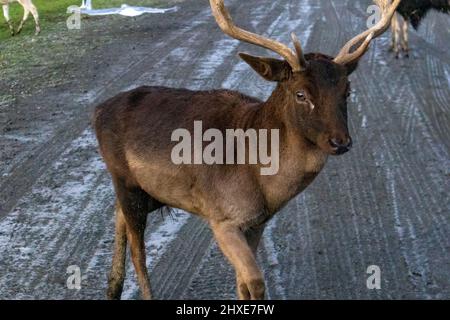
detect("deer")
[382,0,450,57]
[1,0,40,36]
[94,0,401,300]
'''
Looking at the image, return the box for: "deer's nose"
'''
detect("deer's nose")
[329,137,352,155]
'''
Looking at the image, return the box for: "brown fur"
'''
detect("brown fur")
[94,50,360,300]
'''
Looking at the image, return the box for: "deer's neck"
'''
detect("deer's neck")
[252,84,328,214]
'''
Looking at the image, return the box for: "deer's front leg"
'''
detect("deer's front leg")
[235,225,265,299]
[211,221,265,300]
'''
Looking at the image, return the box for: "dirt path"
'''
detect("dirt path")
[0,0,449,299]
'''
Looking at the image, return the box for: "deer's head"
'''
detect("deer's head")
[210,0,400,155]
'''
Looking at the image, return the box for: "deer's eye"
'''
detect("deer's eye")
[296,91,307,103]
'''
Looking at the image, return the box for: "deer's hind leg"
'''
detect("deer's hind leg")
[28,1,39,35]
[16,1,40,35]
[107,201,128,300]
[400,17,409,57]
[2,5,14,36]
[15,3,29,34]
[107,177,163,300]
[390,12,401,58]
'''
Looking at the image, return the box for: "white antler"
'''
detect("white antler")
[209,0,307,72]
[333,0,401,65]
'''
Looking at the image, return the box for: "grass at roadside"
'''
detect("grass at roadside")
[0,0,173,107]
[0,0,167,40]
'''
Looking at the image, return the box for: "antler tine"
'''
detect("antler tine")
[333,0,401,65]
[291,32,308,71]
[209,0,302,72]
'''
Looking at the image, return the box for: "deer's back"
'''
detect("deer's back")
[94,86,261,153]
[93,86,267,220]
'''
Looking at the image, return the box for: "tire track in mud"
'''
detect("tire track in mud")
[0,130,113,298]
[341,2,450,298]
[333,0,448,299]
[0,127,191,299]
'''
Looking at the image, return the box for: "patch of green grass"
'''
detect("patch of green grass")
[0,0,166,40]
[0,0,172,105]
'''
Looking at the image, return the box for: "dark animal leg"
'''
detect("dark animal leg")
[107,177,162,300]
[107,201,128,300]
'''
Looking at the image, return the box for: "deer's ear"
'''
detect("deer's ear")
[239,53,291,82]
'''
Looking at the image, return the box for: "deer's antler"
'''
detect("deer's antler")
[209,0,307,72]
[333,0,401,65]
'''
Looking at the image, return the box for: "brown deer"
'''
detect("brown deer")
[94,0,401,300]
[1,0,40,36]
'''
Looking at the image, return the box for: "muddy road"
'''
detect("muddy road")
[0,0,449,299]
